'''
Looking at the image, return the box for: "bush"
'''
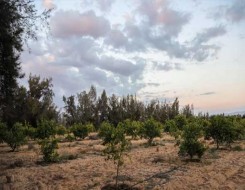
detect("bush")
[179,122,206,159]
[39,139,59,163]
[174,115,187,130]
[56,125,67,136]
[167,120,182,144]
[123,119,142,139]
[1,122,27,151]
[23,123,37,140]
[98,122,115,144]
[71,123,94,139]
[208,116,237,149]
[140,118,163,145]
[65,134,76,142]
[36,119,57,139]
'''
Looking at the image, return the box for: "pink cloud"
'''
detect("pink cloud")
[50,10,110,39]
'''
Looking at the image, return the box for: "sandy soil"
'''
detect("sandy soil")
[0,134,244,190]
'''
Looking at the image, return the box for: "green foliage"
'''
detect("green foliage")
[174,114,187,130]
[36,119,57,139]
[140,118,163,145]
[179,122,206,159]
[123,119,142,139]
[167,120,182,144]
[39,139,59,163]
[0,0,51,126]
[1,122,27,151]
[233,119,245,140]
[71,123,94,139]
[56,125,67,136]
[103,124,131,188]
[98,121,115,144]
[208,116,238,149]
[65,134,76,142]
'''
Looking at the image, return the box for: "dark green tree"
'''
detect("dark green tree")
[0,0,51,126]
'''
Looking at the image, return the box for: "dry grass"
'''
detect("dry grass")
[0,134,244,190]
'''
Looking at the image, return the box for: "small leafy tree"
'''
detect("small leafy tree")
[56,125,67,136]
[208,116,237,149]
[98,121,114,144]
[71,123,94,140]
[174,114,187,130]
[39,138,59,163]
[36,119,57,139]
[179,122,206,160]
[140,118,163,145]
[103,125,131,189]
[124,119,142,139]
[2,122,27,151]
[168,120,182,145]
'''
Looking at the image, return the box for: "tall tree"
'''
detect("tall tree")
[0,0,51,125]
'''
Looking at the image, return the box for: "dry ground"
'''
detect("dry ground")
[0,134,244,190]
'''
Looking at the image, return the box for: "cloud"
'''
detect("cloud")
[211,0,245,23]
[199,92,215,96]
[118,0,190,56]
[187,25,226,62]
[226,0,245,23]
[42,0,56,10]
[81,0,114,11]
[153,62,183,71]
[50,10,110,39]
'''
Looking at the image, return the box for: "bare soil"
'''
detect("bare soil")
[0,134,244,190]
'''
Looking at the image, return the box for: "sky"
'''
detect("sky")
[20,0,245,114]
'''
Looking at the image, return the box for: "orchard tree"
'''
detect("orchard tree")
[0,122,27,151]
[179,122,206,160]
[103,124,131,189]
[208,115,237,149]
[140,118,163,145]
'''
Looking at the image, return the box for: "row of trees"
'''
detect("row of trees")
[63,85,193,128]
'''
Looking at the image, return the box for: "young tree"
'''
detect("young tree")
[140,118,163,145]
[208,115,237,149]
[1,122,27,151]
[103,125,131,189]
[179,122,206,160]
[124,119,142,139]
[71,123,94,140]
[40,138,59,163]
[36,119,57,140]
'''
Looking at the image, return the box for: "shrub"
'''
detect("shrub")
[164,119,175,132]
[65,134,75,142]
[208,116,237,149]
[179,122,206,159]
[39,139,59,163]
[2,122,27,151]
[140,118,163,145]
[123,119,142,139]
[98,121,115,144]
[56,125,67,136]
[36,119,57,139]
[174,115,187,130]
[103,125,131,189]
[167,120,182,144]
[71,123,94,139]
[23,123,37,140]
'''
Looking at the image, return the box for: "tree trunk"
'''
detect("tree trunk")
[116,160,120,190]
